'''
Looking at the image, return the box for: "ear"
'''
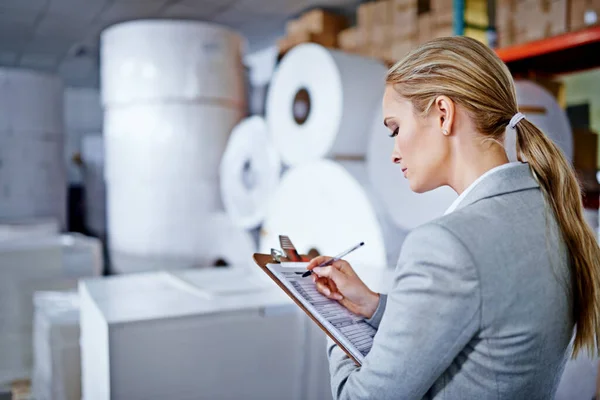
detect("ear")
[434,95,455,135]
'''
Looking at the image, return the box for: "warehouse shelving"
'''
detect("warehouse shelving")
[496,26,600,76]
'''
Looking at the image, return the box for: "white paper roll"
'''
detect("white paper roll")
[81,134,105,237]
[366,106,457,230]
[104,103,243,184]
[101,20,246,107]
[0,132,67,228]
[260,159,407,269]
[0,218,59,242]
[266,44,388,166]
[110,212,257,274]
[0,68,63,134]
[220,116,282,229]
[515,80,574,162]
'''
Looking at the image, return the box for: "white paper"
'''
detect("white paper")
[104,102,244,265]
[0,132,67,228]
[367,105,458,230]
[109,212,257,274]
[260,159,405,269]
[0,218,59,242]
[0,234,101,384]
[515,80,574,162]
[32,291,81,400]
[79,269,320,400]
[267,262,375,364]
[220,116,282,229]
[266,43,387,166]
[101,20,246,107]
[0,68,63,134]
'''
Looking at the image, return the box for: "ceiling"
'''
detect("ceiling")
[0,0,360,88]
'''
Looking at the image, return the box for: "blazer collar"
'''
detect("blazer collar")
[453,163,540,212]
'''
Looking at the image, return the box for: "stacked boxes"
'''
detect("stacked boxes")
[338,0,454,63]
[278,9,348,57]
[570,0,600,31]
[497,0,599,48]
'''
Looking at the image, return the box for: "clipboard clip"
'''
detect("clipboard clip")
[279,235,302,261]
[270,248,284,263]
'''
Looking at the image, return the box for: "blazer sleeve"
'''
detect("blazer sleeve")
[327,223,481,400]
[365,294,387,329]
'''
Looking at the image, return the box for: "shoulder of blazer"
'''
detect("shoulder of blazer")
[453,163,540,213]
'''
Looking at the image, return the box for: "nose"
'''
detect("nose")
[391,149,401,164]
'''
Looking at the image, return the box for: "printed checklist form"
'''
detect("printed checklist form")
[266,262,377,365]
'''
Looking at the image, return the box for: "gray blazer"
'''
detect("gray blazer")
[327,163,574,399]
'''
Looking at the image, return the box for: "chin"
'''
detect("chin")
[408,178,436,194]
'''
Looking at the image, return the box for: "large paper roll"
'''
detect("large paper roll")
[515,80,574,161]
[0,132,67,227]
[266,44,388,166]
[0,68,63,134]
[101,20,246,107]
[367,106,457,230]
[104,103,242,184]
[0,218,59,242]
[110,213,257,274]
[260,159,407,269]
[220,116,282,229]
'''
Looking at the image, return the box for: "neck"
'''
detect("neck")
[448,146,509,195]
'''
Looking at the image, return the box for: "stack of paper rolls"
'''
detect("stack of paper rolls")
[101,20,252,273]
[0,68,66,229]
[262,43,423,268]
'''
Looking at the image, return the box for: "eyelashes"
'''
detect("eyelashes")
[388,127,399,138]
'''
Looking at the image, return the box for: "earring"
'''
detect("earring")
[442,129,449,136]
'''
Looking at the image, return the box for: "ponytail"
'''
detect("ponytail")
[516,119,600,357]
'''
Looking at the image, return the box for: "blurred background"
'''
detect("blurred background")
[0,0,599,399]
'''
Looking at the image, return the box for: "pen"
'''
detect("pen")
[302,242,365,278]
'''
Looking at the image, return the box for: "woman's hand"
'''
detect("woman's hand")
[306,256,380,319]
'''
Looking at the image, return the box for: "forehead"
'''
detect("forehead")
[382,86,411,116]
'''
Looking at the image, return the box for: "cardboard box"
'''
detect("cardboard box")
[496,0,517,47]
[435,23,455,37]
[573,128,599,170]
[372,25,392,44]
[431,0,454,12]
[358,2,377,29]
[372,1,393,25]
[286,19,304,36]
[418,12,433,43]
[434,10,454,26]
[570,0,600,31]
[338,27,361,51]
[515,0,567,43]
[302,9,348,34]
[392,1,418,37]
[391,37,417,60]
[277,32,312,56]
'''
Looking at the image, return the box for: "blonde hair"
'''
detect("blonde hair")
[386,36,600,357]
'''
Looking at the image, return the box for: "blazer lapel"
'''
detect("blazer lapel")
[454,163,540,212]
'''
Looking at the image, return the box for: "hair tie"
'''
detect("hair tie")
[509,112,526,129]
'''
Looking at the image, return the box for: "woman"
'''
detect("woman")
[306,36,600,399]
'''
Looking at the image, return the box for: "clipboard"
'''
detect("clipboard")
[253,253,362,366]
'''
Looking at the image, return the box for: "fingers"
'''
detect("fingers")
[314,277,344,300]
[306,256,333,270]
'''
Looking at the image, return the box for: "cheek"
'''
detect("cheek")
[404,128,449,189]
